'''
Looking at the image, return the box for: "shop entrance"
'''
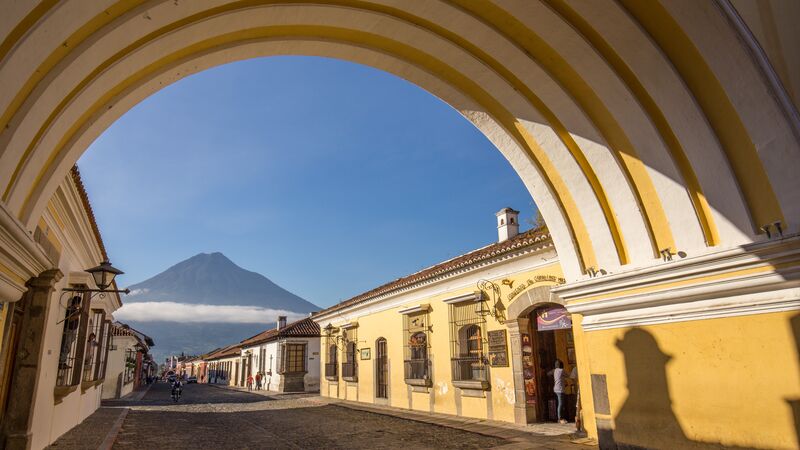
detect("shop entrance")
[521,304,578,424]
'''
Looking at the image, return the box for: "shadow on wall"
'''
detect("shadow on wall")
[599,328,749,450]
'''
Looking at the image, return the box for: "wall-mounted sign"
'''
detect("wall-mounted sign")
[487,330,508,367]
[536,306,572,330]
[506,275,566,301]
[360,348,371,360]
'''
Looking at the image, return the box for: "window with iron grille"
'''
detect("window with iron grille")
[123,349,136,383]
[325,339,338,380]
[82,310,106,382]
[341,328,358,381]
[259,347,266,373]
[376,338,388,399]
[56,292,89,387]
[449,301,489,386]
[280,343,306,374]
[97,320,111,380]
[403,311,431,383]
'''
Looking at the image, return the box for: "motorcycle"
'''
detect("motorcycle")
[171,385,182,402]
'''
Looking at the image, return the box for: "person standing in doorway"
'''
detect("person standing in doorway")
[548,359,567,424]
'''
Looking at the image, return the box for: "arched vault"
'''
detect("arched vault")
[1,0,798,282]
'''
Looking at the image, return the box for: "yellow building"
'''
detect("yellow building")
[315,209,576,426]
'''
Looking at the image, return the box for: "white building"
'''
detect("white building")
[238,317,320,392]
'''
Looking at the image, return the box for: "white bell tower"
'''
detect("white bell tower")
[496,207,520,242]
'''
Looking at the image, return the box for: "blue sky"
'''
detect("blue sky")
[78,56,536,308]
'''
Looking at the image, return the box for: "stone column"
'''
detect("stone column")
[2,269,62,450]
[507,317,535,425]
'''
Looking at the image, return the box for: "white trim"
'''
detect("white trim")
[582,288,800,331]
[441,291,481,304]
[340,321,358,330]
[398,304,429,315]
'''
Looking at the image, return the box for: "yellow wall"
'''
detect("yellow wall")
[581,310,800,449]
[320,260,564,425]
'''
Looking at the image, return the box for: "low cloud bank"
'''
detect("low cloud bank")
[114,301,307,324]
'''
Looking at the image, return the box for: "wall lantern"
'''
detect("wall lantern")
[58,261,130,324]
[475,279,506,323]
[85,259,124,291]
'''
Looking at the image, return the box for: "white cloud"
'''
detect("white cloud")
[114,302,307,324]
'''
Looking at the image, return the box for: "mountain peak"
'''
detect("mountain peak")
[125,253,318,312]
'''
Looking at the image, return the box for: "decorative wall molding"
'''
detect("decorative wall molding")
[0,203,51,302]
[557,235,800,330]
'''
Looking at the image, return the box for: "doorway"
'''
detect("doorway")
[528,304,578,424]
[375,338,388,400]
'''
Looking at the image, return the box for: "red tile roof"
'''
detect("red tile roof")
[239,317,320,347]
[204,344,242,361]
[315,228,552,317]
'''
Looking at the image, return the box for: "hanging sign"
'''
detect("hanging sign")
[536,306,572,331]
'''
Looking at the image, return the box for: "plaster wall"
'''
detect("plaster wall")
[318,252,564,425]
[581,310,800,450]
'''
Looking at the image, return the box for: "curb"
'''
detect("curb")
[97,408,129,450]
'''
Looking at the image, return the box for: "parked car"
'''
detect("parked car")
[186,376,197,384]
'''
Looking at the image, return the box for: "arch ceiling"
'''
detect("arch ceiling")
[1,0,798,282]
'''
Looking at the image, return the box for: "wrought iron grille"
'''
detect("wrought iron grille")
[403,311,431,381]
[56,294,85,387]
[448,300,488,383]
[342,328,358,381]
[324,362,338,378]
[376,338,388,398]
[83,310,105,382]
[404,358,430,381]
[96,320,111,380]
[123,348,136,383]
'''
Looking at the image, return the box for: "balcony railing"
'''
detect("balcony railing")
[341,362,357,381]
[403,358,430,383]
[324,362,338,380]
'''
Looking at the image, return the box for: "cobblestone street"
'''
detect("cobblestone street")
[49,383,591,450]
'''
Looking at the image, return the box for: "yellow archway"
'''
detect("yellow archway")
[1,0,798,284]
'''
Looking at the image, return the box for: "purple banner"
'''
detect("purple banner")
[536,306,572,331]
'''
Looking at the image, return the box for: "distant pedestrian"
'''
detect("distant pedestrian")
[246,374,254,391]
[255,372,262,390]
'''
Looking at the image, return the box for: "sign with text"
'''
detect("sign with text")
[487,330,508,367]
[536,306,572,331]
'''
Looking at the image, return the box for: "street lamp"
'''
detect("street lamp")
[62,260,130,295]
[85,260,124,291]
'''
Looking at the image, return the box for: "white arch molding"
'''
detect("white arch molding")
[0,0,799,286]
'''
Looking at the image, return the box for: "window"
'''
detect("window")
[56,293,88,387]
[281,343,306,374]
[342,328,358,381]
[123,349,136,384]
[376,338,388,398]
[325,343,338,380]
[82,310,107,382]
[403,311,430,383]
[449,300,489,387]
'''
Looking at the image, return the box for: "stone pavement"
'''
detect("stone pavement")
[47,382,596,449]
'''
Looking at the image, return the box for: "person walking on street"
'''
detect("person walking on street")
[246,374,254,391]
[255,372,262,390]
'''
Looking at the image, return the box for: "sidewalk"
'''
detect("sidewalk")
[215,384,597,449]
